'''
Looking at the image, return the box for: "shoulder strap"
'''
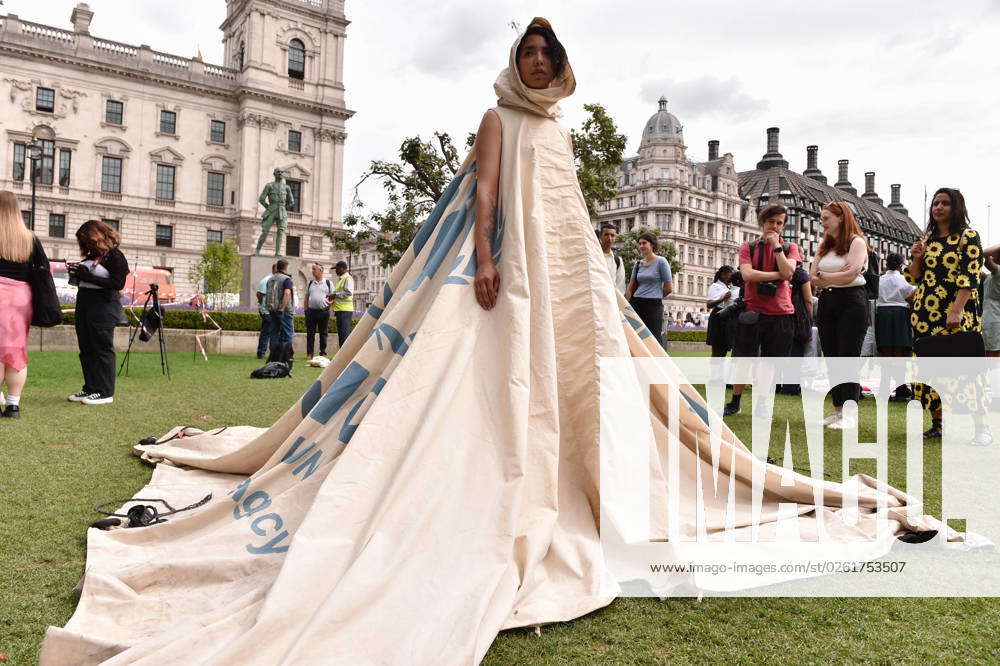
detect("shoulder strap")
[614,251,621,269]
[326,279,332,291]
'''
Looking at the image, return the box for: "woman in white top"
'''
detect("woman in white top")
[809,201,869,429]
[875,252,917,355]
[875,252,917,401]
[705,265,740,357]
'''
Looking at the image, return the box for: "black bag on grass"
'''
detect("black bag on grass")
[251,361,291,379]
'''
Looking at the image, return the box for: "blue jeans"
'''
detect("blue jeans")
[257,311,271,358]
[269,310,294,348]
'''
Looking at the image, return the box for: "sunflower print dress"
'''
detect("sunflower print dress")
[904,228,984,412]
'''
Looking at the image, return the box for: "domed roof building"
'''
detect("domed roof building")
[592,97,759,323]
[642,97,684,144]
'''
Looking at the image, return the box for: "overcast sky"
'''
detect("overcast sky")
[8,0,1000,242]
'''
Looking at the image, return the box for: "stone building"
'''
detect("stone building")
[0,0,352,295]
[738,127,921,263]
[593,97,759,320]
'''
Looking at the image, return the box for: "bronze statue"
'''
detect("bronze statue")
[254,168,295,256]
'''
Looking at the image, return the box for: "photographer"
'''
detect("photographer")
[705,265,740,357]
[723,204,800,416]
[67,220,129,406]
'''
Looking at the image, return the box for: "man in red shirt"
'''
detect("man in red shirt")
[724,204,801,416]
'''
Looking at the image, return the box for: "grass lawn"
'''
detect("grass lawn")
[2,351,998,663]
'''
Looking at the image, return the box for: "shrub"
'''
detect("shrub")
[665,329,707,342]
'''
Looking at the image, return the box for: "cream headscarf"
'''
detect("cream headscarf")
[493,17,576,119]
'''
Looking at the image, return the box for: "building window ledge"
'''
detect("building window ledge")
[155,131,179,140]
[154,198,176,207]
[205,140,230,149]
[100,192,123,200]
[59,186,70,195]
[288,212,303,219]
[289,79,304,91]
[100,122,127,131]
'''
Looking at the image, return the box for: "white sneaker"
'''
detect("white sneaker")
[68,390,89,402]
[970,426,993,447]
[81,393,114,405]
[828,416,857,430]
[822,413,841,426]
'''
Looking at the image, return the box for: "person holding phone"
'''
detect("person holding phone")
[67,220,129,406]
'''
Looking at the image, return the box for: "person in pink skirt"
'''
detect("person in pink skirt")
[0,190,50,419]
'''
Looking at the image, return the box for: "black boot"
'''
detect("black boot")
[2,404,20,419]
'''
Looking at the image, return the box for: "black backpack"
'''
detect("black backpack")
[250,361,291,379]
[864,250,880,300]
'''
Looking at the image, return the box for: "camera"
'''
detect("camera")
[757,280,778,297]
[729,272,744,289]
[67,262,81,286]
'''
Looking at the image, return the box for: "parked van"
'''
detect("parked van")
[122,268,176,304]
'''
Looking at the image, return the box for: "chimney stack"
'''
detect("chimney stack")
[861,171,883,205]
[887,183,909,215]
[834,159,857,196]
[755,127,789,170]
[708,140,719,161]
[803,145,827,183]
[70,3,94,34]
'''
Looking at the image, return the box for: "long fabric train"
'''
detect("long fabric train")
[42,19,958,665]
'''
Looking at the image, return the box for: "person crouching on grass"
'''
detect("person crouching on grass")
[723,204,800,417]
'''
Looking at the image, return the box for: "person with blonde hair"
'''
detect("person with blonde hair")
[67,219,129,405]
[0,190,50,418]
[809,201,870,429]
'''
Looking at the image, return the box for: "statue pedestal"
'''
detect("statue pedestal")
[240,255,313,308]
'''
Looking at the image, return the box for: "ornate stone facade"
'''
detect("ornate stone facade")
[0,0,352,294]
[593,97,758,319]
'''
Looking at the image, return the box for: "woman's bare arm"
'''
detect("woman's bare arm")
[474,110,502,310]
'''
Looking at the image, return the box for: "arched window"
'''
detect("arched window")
[288,39,305,80]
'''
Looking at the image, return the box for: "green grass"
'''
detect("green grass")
[2,351,998,664]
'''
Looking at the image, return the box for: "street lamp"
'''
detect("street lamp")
[26,136,44,231]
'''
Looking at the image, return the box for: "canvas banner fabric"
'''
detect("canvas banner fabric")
[42,20,958,666]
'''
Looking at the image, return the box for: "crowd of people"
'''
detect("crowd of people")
[255,259,355,361]
[593,186,998,444]
[697,188,996,445]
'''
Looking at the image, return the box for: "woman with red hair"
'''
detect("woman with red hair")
[809,201,869,429]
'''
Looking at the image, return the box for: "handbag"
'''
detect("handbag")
[27,238,62,328]
[913,331,985,358]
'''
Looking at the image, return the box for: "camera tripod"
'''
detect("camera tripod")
[118,283,170,379]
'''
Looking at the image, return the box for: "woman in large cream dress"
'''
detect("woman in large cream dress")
[42,19,961,666]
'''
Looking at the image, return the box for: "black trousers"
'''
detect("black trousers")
[305,308,330,356]
[629,296,665,349]
[334,311,353,350]
[817,286,868,407]
[75,289,121,397]
[733,312,795,358]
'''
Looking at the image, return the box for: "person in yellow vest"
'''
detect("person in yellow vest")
[331,260,355,351]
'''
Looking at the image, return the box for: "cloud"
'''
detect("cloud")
[639,76,769,122]
[408,5,509,78]
[883,26,965,57]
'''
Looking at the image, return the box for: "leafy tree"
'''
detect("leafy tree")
[330,132,474,268]
[189,240,242,294]
[617,226,682,281]
[332,104,626,266]
[570,103,627,217]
